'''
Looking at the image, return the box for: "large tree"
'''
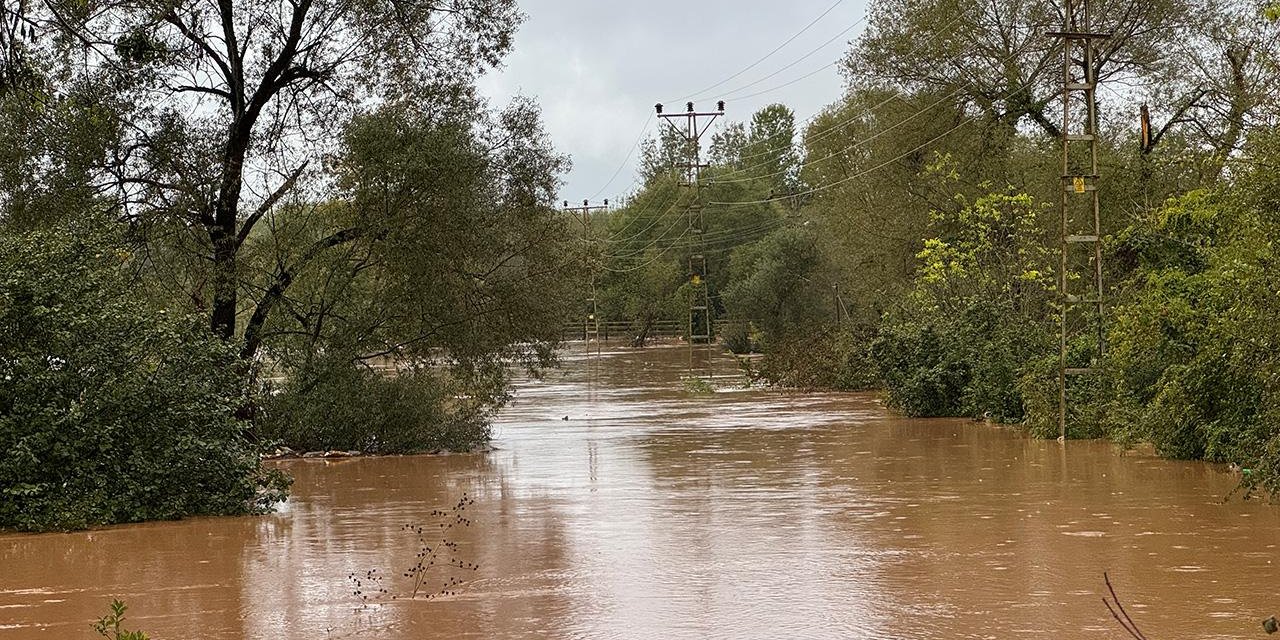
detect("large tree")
[0,0,542,362]
[846,0,1193,138]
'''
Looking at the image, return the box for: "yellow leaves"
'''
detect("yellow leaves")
[916,238,967,283]
[923,152,961,183]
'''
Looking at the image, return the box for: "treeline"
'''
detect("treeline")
[0,2,580,530]
[597,0,1280,492]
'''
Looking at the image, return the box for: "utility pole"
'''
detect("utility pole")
[563,198,609,355]
[656,100,724,374]
[1049,2,1110,440]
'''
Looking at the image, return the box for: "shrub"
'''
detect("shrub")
[93,600,148,640]
[756,324,878,391]
[1017,341,1110,440]
[0,224,287,531]
[720,320,758,355]
[1099,186,1279,464]
[874,300,1053,421]
[872,191,1057,422]
[259,356,496,454]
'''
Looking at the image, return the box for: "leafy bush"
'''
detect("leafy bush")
[720,320,757,355]
[873,191,1057,422]
[0,224,287,532]
[259,356,497,454]
[1017,340,1109,439]
[756,324,879,390]
[874,300,1054,421]
[1099,182,1279,465]
[94,600,148,640]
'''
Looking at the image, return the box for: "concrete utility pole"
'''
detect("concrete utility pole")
[1049,2,1110,440]
[655,100,724,373]
[563,199,609,354]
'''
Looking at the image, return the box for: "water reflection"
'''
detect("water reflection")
[1,343,1277,639]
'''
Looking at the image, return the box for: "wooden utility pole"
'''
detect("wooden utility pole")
[564,199,609,354]
[1049,2,1110,439]
[656,100,724,373]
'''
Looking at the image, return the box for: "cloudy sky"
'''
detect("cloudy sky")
[477,0,872,205]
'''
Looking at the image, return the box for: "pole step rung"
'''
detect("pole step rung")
[1065,83,1094,91]
[1064,184,1098,193]
[1066,235,1100,242]
[1065,134,1096,141]
[1064,367,1096,375]
[1061,174,1101,180]
[691,305,709,311]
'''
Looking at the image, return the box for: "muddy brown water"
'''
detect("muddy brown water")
[2,344,1278,639]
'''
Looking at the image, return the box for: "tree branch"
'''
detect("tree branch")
[240,226,362,361]
[235,161,309,249]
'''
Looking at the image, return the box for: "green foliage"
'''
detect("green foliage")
[720,320,760,355]
[874,191,1056,421]
[756,325,879,391]
[260,356,496,454]
[1096,152,1280,470]
[722,225,831,344]
[601,104,799,346]
[241,101,575,453]
[0,224,287,532]
[93,600,148,640]
[681,376,716,395]
[1017,342,1109,439]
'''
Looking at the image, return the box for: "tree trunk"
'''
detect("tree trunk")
[210,125,250,340]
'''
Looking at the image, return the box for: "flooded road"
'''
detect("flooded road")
[2,344,1278,639]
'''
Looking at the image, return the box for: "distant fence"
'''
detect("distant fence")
[560,319,751,344]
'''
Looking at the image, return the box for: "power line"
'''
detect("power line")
[707,75,1050,208]
[697,13,868,102]
[709,82,972,185]
[589,113,655,201]
[712,14,965,171]
[668,0,851,104]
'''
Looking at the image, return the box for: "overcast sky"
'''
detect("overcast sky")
[477,0,872,205]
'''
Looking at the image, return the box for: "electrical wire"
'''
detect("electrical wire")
[708,76,1043,208]
[667,0,852,104]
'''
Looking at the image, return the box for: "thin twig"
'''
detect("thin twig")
[1103,572,1149,640]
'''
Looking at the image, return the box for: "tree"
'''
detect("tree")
[1,0,526,356]
[241,97,574,368]
[1137,0,1280,181]
[722,225,829,342]
[0,222,286,531]
[707,104,802,194]
[846,0,1192,138]
[873,191,1057,421]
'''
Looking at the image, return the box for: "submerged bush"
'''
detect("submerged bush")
[756,324,878,391]
[1097,179,1280,468]
[259,356,497,454]
[873,191,1057,422]
[0,224,287,532]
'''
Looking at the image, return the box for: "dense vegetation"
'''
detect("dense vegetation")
[0,1,578,530]
[2,0,1279,531]
[594,0,1280,491]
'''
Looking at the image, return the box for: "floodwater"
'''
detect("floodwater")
[2,344,1279,639]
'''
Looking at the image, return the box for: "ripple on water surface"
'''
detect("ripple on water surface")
[1,343,1278,639]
